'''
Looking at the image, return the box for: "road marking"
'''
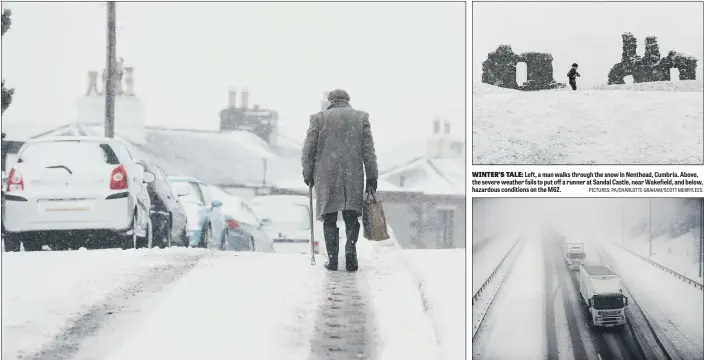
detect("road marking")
[597,353,603,360]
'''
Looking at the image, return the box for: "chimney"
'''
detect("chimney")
[433,117,441,135]
[241,88,249,110]
[444,120,451,134]
[321,91,330,110]
[228,88,237,108]
[85,71,100,96]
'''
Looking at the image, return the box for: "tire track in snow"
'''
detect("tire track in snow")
[542,238,559,360]
[309,266,376,360]
[550,240,588,360]
[27,252,207,360]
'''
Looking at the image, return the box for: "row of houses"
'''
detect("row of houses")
[2,85,466,249]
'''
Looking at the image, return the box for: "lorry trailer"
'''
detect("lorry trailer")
[579,265,628,327]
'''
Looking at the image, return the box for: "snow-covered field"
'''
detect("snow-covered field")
[2,240,465,359]
[472,80,703,164]
[622,230,703,282]
[1,247,210,359]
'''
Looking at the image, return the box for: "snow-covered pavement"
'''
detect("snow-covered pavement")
[2,241,465,360]
[472,80,704,164]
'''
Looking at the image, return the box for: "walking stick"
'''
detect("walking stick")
[309,185,316,266]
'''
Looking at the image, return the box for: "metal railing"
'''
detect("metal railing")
[472,236,521,305]
[613,242,703,291]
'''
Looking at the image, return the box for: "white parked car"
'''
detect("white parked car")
[206,186,275,253]
[2,136,156,251]
[249,195,343,255]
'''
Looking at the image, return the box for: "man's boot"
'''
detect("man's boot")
[345,220,361,272]
[323,225,339,271]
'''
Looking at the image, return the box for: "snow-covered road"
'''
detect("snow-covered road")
[473,230,703,360]
[2,242,465,360]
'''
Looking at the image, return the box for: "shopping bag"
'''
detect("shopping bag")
[362,189,390,241]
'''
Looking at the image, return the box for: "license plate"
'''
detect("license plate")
[604,324,614,327]
[46,206,89,211]
[44,200,90,212]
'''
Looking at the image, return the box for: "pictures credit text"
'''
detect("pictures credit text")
[471,171,703,193]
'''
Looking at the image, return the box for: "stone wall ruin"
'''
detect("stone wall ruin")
[481,45,565,91]
[607,32,698,85]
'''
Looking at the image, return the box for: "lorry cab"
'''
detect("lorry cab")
[579,265,628,328]
[564,242,586,270]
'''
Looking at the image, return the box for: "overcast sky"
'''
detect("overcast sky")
[473,2,703,89]
[1,2,465,151]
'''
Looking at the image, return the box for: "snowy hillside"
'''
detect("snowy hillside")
[472,81,703,164]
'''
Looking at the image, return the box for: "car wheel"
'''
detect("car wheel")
[137,218,152,249]
[122,212,138,250]
[22,236,43,252]
[4,234,21,252]
[158,215,172,248]
[179,228,188,247]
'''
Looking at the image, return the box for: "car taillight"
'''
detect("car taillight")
[226,219,240,229]
[314,240,319,254]
[7,168,24,192]
[109,165,128,190]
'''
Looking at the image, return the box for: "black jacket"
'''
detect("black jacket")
[567,68,580,79]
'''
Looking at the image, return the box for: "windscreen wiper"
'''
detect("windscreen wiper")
[46,165,73,174]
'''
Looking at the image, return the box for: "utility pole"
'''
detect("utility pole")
[649,198,652,257]
[104,2,116,138]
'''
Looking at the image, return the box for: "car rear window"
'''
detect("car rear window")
[19,141,120,166]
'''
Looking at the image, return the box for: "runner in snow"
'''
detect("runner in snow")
[567,63,580,90]
[301,89,379,272]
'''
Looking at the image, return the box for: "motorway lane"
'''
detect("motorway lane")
[547,235,646,360]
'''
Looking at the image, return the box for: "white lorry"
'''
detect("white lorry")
[579,265,628,328]
[564,242,586,270]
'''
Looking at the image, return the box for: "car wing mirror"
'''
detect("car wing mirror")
[143,171,156,184]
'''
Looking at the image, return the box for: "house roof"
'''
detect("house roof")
[10,122,301,186]
[380,157,465,196]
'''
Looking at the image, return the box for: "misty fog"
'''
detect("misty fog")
[473,198,702,249]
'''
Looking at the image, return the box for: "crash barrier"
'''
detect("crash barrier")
[613,242,703,291]
[472,236,521,305]
[472,236,526,341]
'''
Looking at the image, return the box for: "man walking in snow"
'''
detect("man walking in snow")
[567,63,580,90]
[301,89,379,272]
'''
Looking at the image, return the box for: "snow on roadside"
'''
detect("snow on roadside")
[472,233,546,360]
[360,247,443,360]
[472,234,517,295]
[623,231,702,282]
[473,82,703,164]
[104,252,326,360]
[398,249,465,360]
[600,240,704,359]
[1,248,206,359]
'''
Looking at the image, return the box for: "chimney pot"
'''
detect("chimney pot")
[228,88,237,108]
[433,118,441,135]
[241,88,249,110]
